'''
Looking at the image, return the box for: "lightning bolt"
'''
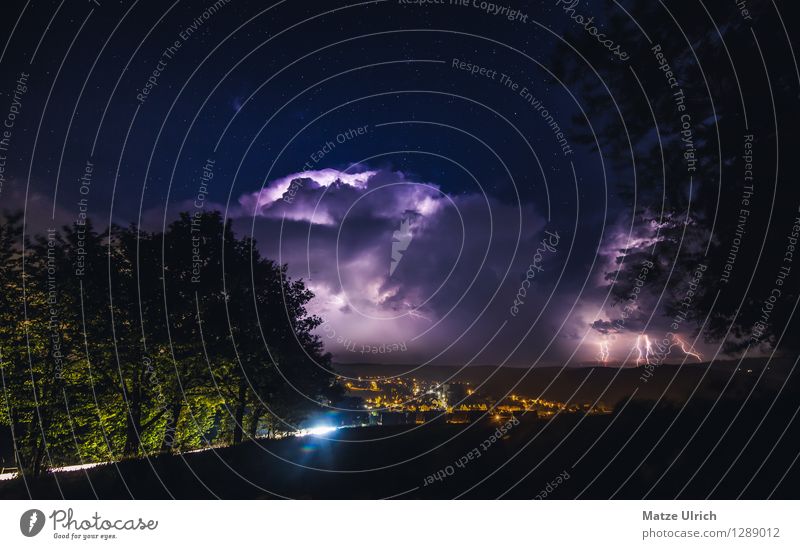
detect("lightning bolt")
[633,333,702,365]
[28,511,38,533]
[634,334,653,365]
[406,307,431,322]
[644,335,654,364]
[671,336,702,361]
[598,340,610,364]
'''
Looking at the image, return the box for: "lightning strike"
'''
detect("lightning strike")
[672,336,702,361]
[634,334,654,365]
[598,340,610,364]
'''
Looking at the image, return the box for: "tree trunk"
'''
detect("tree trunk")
[31,438,45,477]
[248,407,262,439]
[123,399,142,456]
[26,407,49,477]
[160,401,181,454]
[123,375,143,456]
[232,380,247,445]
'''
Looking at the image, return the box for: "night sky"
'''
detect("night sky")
[1,0,798,367]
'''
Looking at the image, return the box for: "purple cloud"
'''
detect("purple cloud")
[238,167,547,363]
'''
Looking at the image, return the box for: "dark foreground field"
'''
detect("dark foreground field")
[2,393,799,499]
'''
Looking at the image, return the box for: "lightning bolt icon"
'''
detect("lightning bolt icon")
[390,215,414,276]
[28,511,38,533]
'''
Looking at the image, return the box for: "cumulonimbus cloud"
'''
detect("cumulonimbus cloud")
[238,166,546,363]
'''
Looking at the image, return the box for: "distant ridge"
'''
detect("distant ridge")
[334,358,792,408]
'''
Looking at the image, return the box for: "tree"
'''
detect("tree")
[0,210,338,473]
[554,0,799,353]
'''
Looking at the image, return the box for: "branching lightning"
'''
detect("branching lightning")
[634,334,653,365]
[593,330,702,366]
[598,340,610,364]
[671,336,702,361]
[628,333,702,365]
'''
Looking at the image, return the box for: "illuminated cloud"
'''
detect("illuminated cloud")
[239,167,545,362]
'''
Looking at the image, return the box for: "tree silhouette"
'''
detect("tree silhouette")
[554,0,799,353]
[0,210,337,474]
